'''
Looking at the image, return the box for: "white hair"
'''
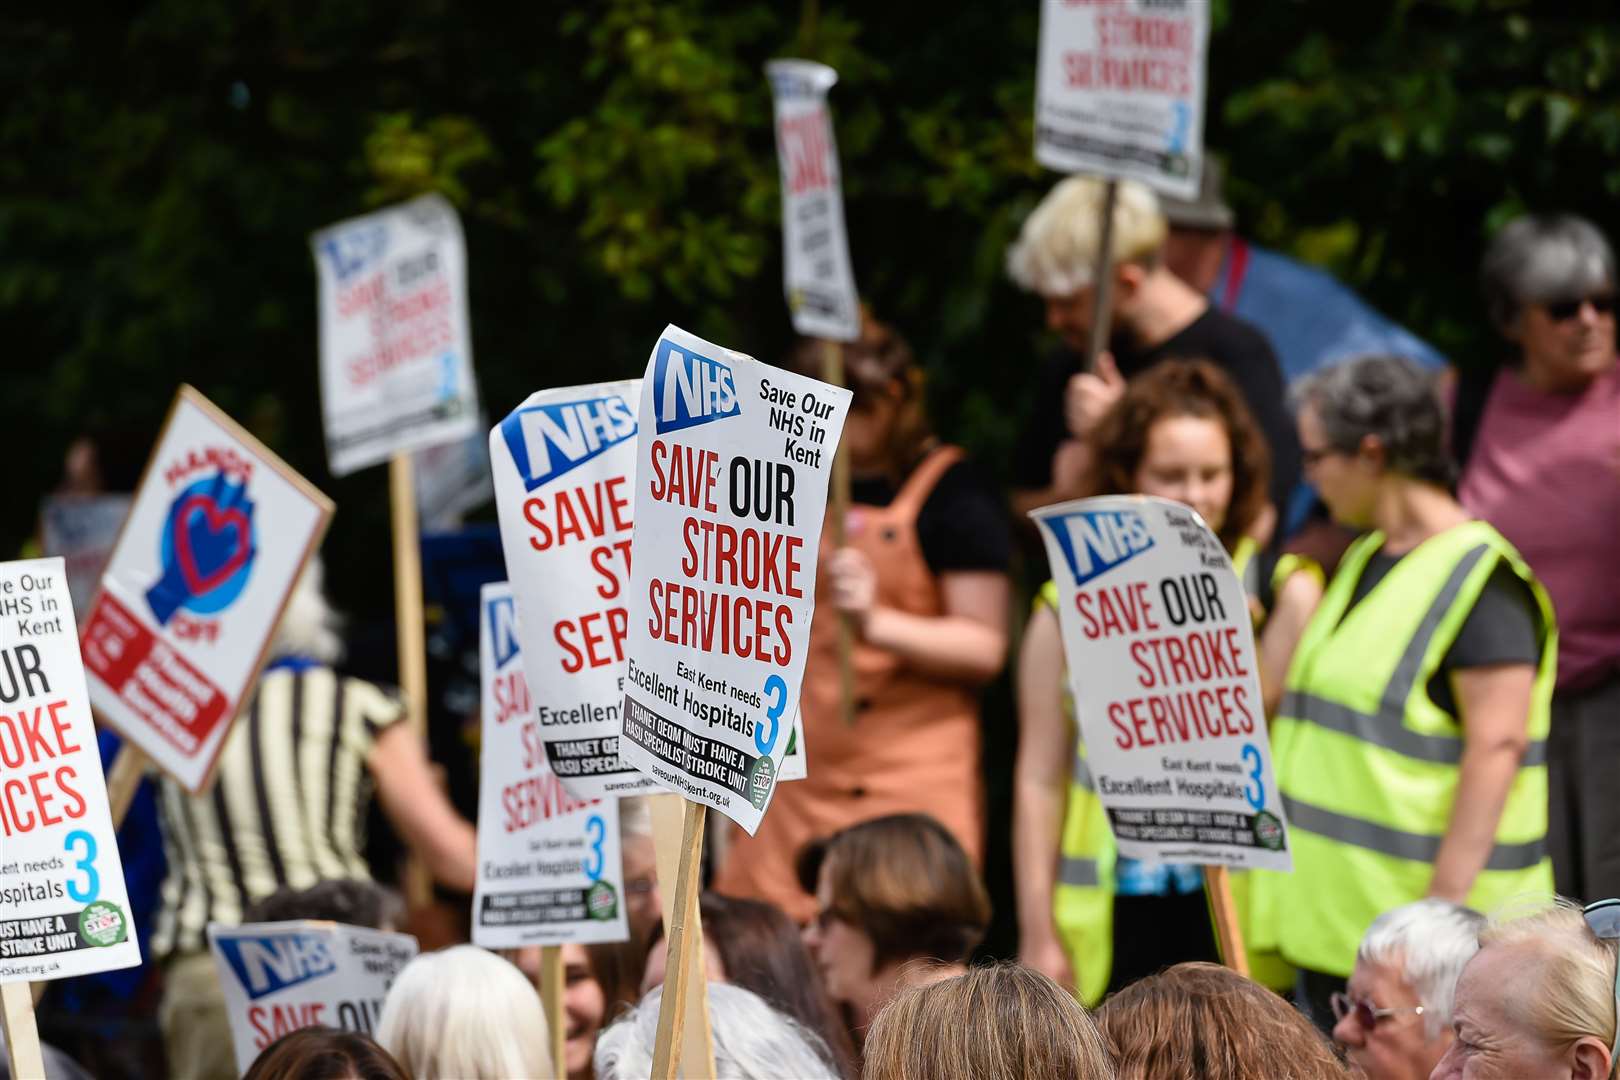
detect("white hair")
[1358,899,1486,1038]
[1006,175,1167,296]
[619,795,652,842]
[376,944,551,1079]
[594,982,840,1080]
[268,556,344,664]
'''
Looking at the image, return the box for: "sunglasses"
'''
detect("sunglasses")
[1330,991,1425,1029]
[1544,294,1616,321]
[1583,898,1620,1062]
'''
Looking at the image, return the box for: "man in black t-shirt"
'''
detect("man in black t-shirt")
[1005,176,1300,524]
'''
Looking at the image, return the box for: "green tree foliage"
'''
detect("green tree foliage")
[5,0,1617,615]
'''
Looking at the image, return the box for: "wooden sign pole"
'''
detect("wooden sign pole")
[1204,866,1250,978]
[537,945,567,1077]
[2,982,46,1080]
[1084,178,1121,375]
[388,453,433,907]
[820,339,855,727]
[103,741,148,830]
[649,795,714,1079]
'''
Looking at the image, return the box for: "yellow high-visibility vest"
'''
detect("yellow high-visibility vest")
[1273,522,1556,977]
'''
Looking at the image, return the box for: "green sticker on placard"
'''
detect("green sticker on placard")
[78,901,128,948]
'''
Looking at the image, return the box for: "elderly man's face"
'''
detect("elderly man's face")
[1333,957,1449,1080]
[1044,288,1097,353]
[1430,943,1583,1080]
[1511,287,1617,392]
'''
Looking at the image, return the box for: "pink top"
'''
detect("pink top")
[1460,363,1620,691]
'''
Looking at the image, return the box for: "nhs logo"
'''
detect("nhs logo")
[653,339,740,434]
[215,931,337,1001]
[500,395,636,492]
[486,594,521,669]
[1045,509,1155,587]
[316,222,387,284]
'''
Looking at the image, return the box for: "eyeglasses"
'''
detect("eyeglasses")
[1330,992,1425,1029]
[1582,898,1620,1062]
[1544,294,1616,321]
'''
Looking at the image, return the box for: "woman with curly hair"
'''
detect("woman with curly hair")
[1014,360,1321,1002]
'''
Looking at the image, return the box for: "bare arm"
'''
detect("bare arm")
[1010,441,1095,521]
[1012,605,1076,989]
[368,722,478,893]
[1426,662,1536,903]
[830,549,1010,684]
[1258,568,1323,717]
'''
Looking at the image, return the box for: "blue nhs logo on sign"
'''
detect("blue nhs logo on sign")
[653,339,740,435]
[215,931,337,1001]
[1045,509,1156,587]
[486,594,521,669]
[499,395,636,493]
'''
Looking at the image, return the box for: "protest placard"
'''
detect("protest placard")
[208,921,418,1074]
[40,495,131,622]
[1031,495,1291,871]
[1033,0,1208,198]
[80,386,332,793]
[472,582,630,948]
[489,381,657,799]
[312,193,479,477]
[766,60,860,343]
[414,426,493,532]
[617,325,850,834]
[0,558,142,986]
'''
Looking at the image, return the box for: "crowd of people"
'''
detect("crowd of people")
[20,160,1619,1080]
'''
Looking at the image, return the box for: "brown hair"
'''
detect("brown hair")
[1089,359,1271,550]
[795,813,990,971]
[862,963,1114,1080]
[783,310,934,480]
[1098,962,1351,1080]
[242,1026,409,1080]
[646,893,857,1077]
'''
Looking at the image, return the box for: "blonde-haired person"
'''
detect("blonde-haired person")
[1098,962,1353,1080]
[797,813,991,1038]
[375,945,552,1079]
[1005,175,1298,523]
[862,963,1114,1080]
[1433,897,1619,1079]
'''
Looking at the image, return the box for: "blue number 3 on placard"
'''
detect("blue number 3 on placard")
[756,675,788,755]
[1240,744,1265,812]
[64,829,100,904]
[584,815,606,883]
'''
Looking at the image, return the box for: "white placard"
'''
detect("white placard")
[767,60,861,343]
[489,380,656,799]
[472,583,630,947]
[0,558,142,984]
[40,494,132,622]
[80,387,332,792]
[312,194,480,476]
[208,921,418,1074]
[617,325,850,833]
[1031,496,1291,870]
[1034,0,1208,198]
[414,425,493,532]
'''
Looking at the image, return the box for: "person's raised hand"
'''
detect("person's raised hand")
[827,547,878,632]
[1019,935,1076,994]
[1063,351,1126,440]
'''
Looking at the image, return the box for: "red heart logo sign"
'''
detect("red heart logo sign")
[174,494,252,595]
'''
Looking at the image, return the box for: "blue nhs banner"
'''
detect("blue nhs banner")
[485,592,521,670]
[652,337,741,435]
[1042,508,1156,587]
[499,394,637,493]
[214,930,337,1001]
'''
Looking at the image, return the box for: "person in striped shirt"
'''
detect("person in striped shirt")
[153,560,477,1080]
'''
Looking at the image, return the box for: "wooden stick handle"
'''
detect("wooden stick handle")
[538,945,566,1078]
[104,742,147,831]
[1204,865,1250,978]
[820,339,856,728]
[1,981,46,1080]
[388,453,433,908]
[1084,178,1120,375]
[650,800,711,1080]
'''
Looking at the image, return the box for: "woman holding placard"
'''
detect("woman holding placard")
[713,314,1012,923]
[1276,354,1555,1027]
[1014,360,1321,1004]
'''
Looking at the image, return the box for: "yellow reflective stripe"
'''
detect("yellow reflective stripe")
[1281,690,1547,767]
[1282,793,1545,872]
